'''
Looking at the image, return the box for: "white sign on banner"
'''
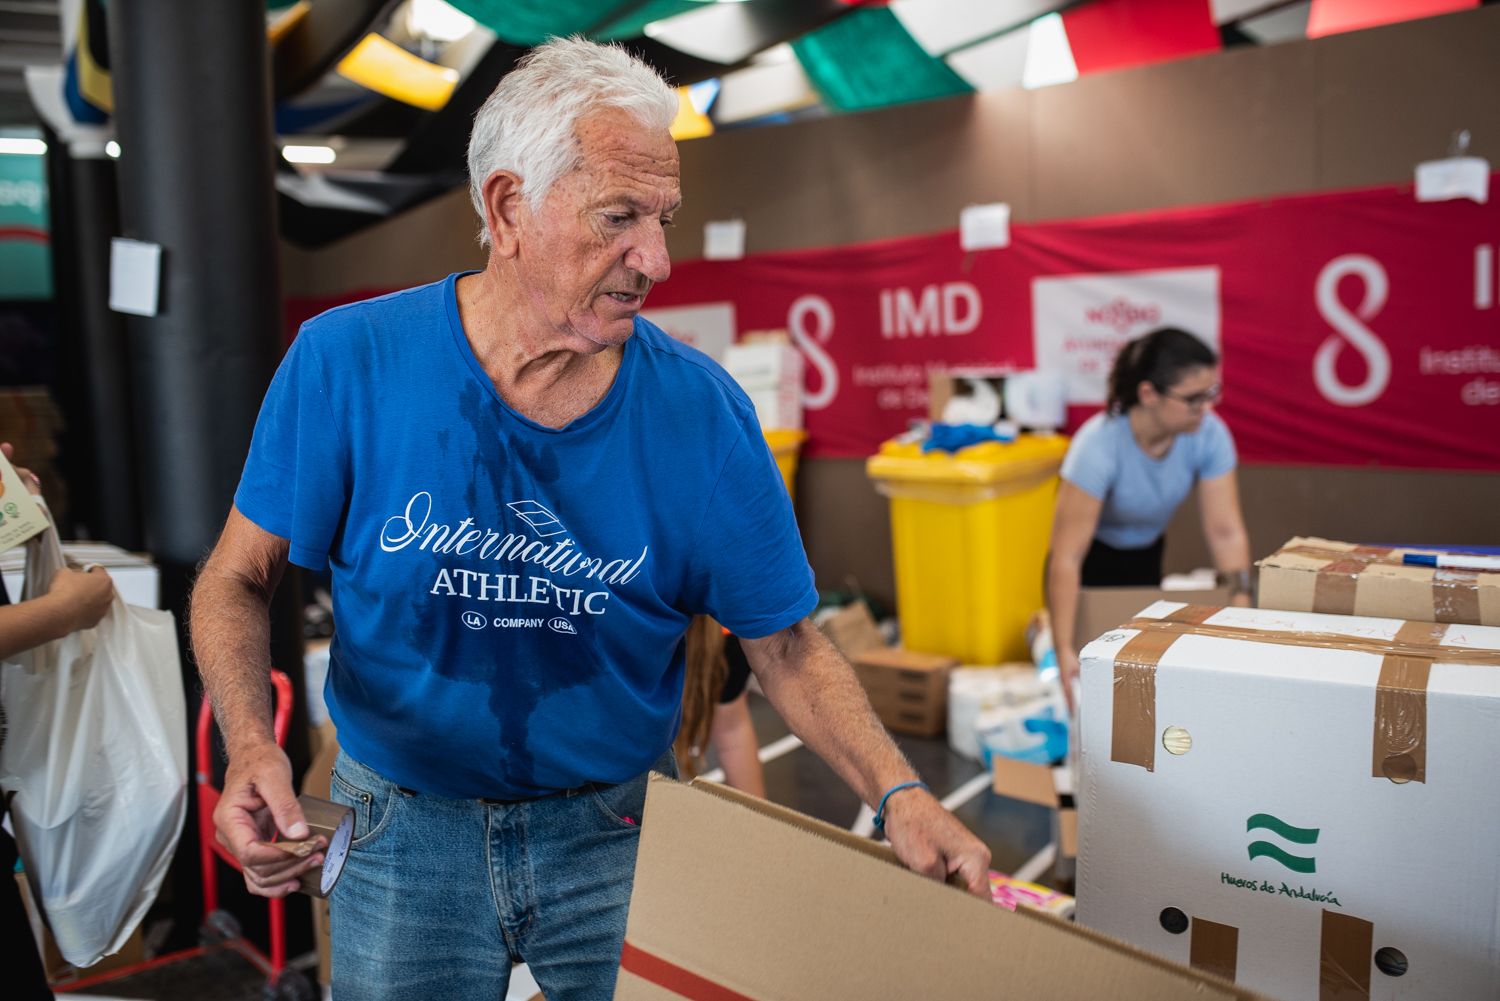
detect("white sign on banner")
[1032,266,1221,405]
[639,301,737,363]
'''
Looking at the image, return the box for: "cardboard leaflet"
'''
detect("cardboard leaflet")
[0,450,51,552]
[1258,536,1499,626]
[1076,601,1500,1000]
[617,775,1265,1000]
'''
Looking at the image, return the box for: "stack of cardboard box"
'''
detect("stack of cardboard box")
[818,602,957,737]
[723,336,803,432]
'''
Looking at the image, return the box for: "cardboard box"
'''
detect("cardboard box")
[848,646,956,736]
[1077,600,1500,1000]
[725,338,803,432]
[992,755,1079,875]
[816,601,885,659]
[1258,536,1499,626]
[615,775,1264,1000]
[1074,586,1229,653]
[928,368,1066,429]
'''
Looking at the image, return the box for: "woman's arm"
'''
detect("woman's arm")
[0,568,114,659]
[1198,471,1252,605]
[1046,480,1104,704]
[708,692,766,798]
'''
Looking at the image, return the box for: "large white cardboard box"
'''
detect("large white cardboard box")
[1076,602,1500,1000]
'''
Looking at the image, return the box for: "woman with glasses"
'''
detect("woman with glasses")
[1046,327,1251,698]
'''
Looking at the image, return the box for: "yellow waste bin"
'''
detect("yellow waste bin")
[866,433,1069,663]
[764,429,808,501]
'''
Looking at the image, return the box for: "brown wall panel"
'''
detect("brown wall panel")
[285,188,486,298]
[1029,41,1318,220]
[1313,6,1500,191]
[669,89,1032,261]
[1167,465,1500,576]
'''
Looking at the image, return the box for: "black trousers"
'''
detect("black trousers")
[1079,535,1165,587]
[2,805,54,1000]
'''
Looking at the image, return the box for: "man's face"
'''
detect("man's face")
[513,109,681,352]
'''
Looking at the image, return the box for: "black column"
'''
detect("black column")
[46,136,143,550]
[106,0,309,955]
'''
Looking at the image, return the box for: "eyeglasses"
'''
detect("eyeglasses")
[1157,383,1222,408]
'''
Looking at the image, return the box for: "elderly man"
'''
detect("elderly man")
[192,36,988,1001]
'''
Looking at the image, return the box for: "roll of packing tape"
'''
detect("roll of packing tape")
[277,794,354,898]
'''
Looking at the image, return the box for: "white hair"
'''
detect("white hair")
[466,36,678,248]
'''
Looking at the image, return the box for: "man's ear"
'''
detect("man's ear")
[1136,379,1160,406]
[481,170,526,258]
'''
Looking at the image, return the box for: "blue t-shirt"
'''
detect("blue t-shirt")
[1060,411,1237,550]
[235,274,817,799]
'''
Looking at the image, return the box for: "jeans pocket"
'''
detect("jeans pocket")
[587,749,677,830]
[330,753,400,849]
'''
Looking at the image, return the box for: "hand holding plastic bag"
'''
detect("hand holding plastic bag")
[0,514,187,966]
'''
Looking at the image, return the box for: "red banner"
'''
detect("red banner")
[287,178,1500,470]
[639,178,1500,469]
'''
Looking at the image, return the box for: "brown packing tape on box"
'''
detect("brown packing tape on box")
[1190,917,1239,984]
[1104,610,1487,782]
[1319,910,1374,1001]
[1110,629,1176,772]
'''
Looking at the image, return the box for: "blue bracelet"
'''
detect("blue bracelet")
[871,780,929,837]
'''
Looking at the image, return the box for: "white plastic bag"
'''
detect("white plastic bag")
[0,514,187,966]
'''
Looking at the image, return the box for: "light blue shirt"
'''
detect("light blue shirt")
[1060,411,1237,549]
[235,273,816,798]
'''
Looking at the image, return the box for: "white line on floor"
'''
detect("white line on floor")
[940,772,994,812]
[698,733,804,784]
[1011,842,1057,884]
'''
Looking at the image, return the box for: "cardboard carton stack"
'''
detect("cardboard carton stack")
[1076,600,1500,1000]
[1257,536,1499,624]
[616,774,1267,1000]
[818,602,956,737]
[723,335,802,431]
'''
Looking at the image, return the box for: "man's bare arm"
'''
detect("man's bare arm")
[743,620,991,895]
[189,505,322,896]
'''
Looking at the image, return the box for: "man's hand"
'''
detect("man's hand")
[882,788,992,898]
[214,741,324,897]
[46,566,114,632]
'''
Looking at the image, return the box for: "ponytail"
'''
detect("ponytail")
[1105,328,1218,414]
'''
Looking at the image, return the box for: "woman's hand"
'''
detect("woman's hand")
[46,566,115,631]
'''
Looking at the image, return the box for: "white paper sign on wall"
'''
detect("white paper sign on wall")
[1032,266,1221,406]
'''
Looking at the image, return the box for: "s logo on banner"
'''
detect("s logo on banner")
[1314,254,1390,407]
[789,294,839,410]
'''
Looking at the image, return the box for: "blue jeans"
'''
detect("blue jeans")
[327,748,676,1000]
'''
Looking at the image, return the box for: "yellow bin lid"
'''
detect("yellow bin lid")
[866,433,1068,501]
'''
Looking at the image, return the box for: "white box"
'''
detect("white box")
[724,341,802,390]
[1077,601,1500,1000]
[2,542,161,609]
[743,385,802,431]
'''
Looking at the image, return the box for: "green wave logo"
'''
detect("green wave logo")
[1246,814,1319,845]
[1246,813,1319,873]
